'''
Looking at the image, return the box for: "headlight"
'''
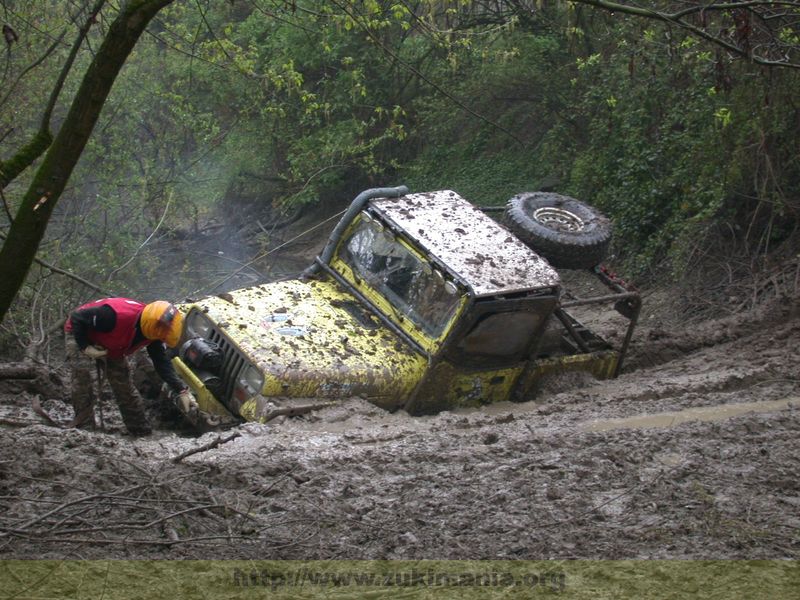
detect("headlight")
[234,364,264,403]
[186,310,213,338]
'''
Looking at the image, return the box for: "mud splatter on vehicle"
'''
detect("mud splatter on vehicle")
[171,187,639,426]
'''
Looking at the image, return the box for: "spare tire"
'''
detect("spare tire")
[505,192,612,269]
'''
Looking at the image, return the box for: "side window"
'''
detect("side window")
[457,311,542,359]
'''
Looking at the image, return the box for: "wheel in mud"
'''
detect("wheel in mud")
[504,192,612,269]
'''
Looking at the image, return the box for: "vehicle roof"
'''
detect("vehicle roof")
[369,190,560,297]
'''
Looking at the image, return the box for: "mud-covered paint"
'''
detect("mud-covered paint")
[178,279,427,414]
[406,362,524,415]
[371,191,560,297]
[173,189,629,424]
[517,350,620,398]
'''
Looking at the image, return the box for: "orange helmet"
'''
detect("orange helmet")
[141,301,184,348]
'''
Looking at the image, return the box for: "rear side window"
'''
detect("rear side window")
[457,311,543,359]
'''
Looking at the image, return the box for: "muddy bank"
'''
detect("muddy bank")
[0,292,798,559]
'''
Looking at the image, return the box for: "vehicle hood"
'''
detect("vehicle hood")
[189,279,426,410]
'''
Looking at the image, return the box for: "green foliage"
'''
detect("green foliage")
[400,7,800,277]
[403,29,571,204]
[548,24,800,275]
[3,0,800,335]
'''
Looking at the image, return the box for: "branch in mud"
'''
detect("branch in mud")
[0,364,40,379]
[0,462,294,552]
[170,431,241,463]
[261,402,335,423]
[0,417,34,427]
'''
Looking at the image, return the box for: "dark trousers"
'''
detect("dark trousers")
[65,335,151,435]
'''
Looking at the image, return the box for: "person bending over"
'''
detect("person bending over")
[64,298,195,435]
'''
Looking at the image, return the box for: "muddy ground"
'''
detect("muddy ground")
[0,274,798,560]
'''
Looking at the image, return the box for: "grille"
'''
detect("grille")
[206,327,247,405]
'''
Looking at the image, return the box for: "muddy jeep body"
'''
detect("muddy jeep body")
[173,187,639,423]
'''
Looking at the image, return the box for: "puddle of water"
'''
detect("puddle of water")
[581,397,796,432]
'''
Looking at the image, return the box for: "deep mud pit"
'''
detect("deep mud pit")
[0,286,798,560]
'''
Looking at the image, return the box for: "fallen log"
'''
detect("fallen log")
[0,361,64,398]
[0,364,39,379]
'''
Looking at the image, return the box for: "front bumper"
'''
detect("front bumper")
[172,356,236,420]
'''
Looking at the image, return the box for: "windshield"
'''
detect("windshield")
[339,215,461,337]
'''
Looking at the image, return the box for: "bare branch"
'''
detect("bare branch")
[0,230,110,295]
[0,30,66,113]
[567,0,800,69]
[0,0,108,190]
[104,189,174,282]
[41,0,108,129]
[171,432,242,463]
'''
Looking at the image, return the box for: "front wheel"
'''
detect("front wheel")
[504,192,612,269]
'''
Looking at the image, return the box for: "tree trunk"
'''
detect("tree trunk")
[0,0,175,324]
[0,130,53,189]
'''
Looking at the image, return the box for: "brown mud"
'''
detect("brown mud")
[0,283,798,559]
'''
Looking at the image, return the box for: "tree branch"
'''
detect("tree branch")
[0,0,108,191]
[0,0,176,324]
[0,31,66,113]
[41,0,108,129]
[104,189,173,282]
[327,0,528,147]
[171,432,242,463]
[0,230,110,295]
[567,0,800,69]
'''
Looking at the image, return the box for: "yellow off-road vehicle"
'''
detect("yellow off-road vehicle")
[172,186,640,425]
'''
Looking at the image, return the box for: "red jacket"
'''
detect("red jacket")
[65,298,150,359]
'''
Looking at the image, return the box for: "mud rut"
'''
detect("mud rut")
[0,291,798,559]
